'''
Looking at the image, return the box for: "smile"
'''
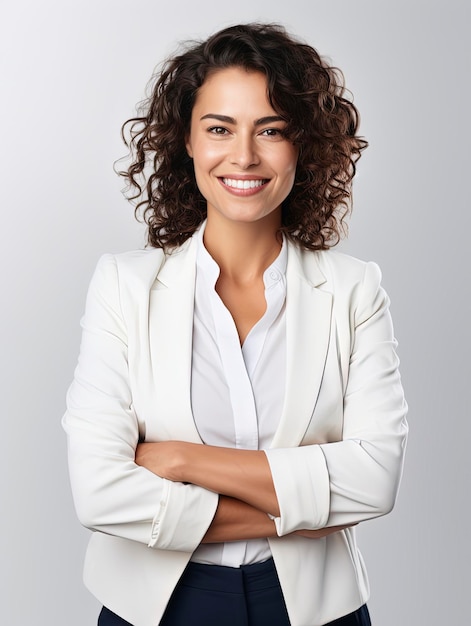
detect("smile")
[221,178,268,190]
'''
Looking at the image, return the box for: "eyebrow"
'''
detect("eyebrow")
[200,113,286,126]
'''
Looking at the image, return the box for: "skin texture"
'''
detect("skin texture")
[136,67,351,543]
[185,67,298,229]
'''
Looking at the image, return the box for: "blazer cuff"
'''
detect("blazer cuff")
[264,446,330,535]
[149,479,219,552]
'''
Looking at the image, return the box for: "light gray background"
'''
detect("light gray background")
[1,1,469,624]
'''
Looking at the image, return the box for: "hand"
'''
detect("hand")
[135,441,188,481]
[293,523,357,539]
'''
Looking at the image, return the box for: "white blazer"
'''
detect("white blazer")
[63,233,408,626]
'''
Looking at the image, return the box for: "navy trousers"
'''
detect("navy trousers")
[98,558,371,626]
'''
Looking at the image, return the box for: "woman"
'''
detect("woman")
[63,23,408,626]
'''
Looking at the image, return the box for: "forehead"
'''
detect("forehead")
[193,67,273,113]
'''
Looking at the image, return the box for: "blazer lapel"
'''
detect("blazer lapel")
[270,243,333,448]
[146,237,203,443]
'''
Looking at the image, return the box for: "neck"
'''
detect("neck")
[203,212,282,283]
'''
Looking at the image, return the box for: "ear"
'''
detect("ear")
[185,134,193,159]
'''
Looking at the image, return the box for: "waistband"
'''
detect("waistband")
[180,558,280,594]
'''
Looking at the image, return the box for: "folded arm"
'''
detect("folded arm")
[136,262,408,538]
[136,440,279,516]
[63,255,218,552]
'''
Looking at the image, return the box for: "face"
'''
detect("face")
[185,67,298,226]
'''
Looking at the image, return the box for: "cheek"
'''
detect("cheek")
[280,152,298,183]
[287,146,299,172]
[192,143,225,174]
[278,151,298,196]
[274,145,298,175]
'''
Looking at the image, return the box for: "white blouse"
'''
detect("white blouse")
[190,227,287,567]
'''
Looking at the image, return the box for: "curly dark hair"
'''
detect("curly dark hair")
[120,23,368,250]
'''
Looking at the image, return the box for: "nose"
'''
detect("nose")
[229,132,260,169]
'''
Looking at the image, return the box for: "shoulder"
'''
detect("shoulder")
[107,248,165,274]
[90,247,162,282]
[289,244,387,323]
[84,249,165,312]
[92,247,167,290]
[318,250,389,326]
[290,243,382,289]
[89,237,196,297]
[319,248,379,278]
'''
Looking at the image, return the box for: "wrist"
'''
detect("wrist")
[162,441,191,482]
[174,441,198,483]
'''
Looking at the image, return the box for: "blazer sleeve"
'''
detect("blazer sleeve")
[264,261,408,535]
[62,254,218,551]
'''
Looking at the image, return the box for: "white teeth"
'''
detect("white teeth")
[222,178,266,189]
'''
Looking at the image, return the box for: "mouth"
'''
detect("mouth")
[221,177,269,189]
[218,177,270,195]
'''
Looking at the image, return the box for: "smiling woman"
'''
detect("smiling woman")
[121,23,366,252]
[63,22,407,626]
[186,68,298,228]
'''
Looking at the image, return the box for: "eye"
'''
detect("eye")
[208,126,229,135]
[260,128,286,139]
